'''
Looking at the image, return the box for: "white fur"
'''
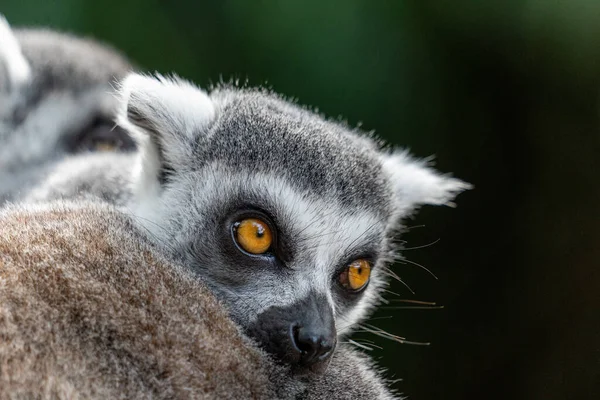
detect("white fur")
[118,73,216,202]
[382,151,472,214]
[0,15,31,90]
[0,89,115,168]
[118,72,215,140]
[128,136,162,203]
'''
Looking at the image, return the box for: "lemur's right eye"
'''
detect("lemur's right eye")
[233,218,273,255]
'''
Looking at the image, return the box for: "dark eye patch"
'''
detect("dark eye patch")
[67,117,136,153]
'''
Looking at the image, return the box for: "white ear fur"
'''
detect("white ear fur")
[117,72,215,146]
[117,73,215,198]
[382,150,472,214]
[0,15,31,91]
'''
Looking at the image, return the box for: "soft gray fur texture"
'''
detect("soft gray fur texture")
[0,15,132,204]
[0,201,398,399]
[30,71,471,375]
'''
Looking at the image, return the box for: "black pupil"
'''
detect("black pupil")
[256,225,264,238]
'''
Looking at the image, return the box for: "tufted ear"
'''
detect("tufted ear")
[117,73,215,195]
[0,15,31,93]
[381,150,472,216]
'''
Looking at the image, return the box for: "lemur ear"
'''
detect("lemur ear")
[117,73,215,187]
[0,15,32,93]
[381,150,472,215]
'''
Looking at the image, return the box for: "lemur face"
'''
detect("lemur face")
[0,17,134,203]
[119,74,470,375]
[154,165,390,375]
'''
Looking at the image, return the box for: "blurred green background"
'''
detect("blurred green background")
[3,1,599,399]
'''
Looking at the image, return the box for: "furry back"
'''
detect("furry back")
[0,202,396,399]
[0,202,284,399]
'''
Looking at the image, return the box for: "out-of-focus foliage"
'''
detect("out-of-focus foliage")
[3,1,599,399]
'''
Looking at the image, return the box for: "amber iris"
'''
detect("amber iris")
[234,218,273,254]
[340,259,371,291]
[94,141,118,152]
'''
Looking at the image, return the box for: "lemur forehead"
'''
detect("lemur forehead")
[196,89,392,214]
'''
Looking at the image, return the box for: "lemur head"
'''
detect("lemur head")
[118,73,471,375]
[0,16,135,202]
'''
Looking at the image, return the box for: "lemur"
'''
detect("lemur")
[0,15,135,205]
[0,15,400,398]
[1,13,470,386]
[30,71,471,376]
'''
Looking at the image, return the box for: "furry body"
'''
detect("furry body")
[0,201,397,399]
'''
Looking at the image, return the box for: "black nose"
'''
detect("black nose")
[245,292,337,375]
[291,324,335,367]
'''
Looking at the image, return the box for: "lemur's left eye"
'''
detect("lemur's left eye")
[339,259,371,292]
[81,123,135,152]
[233,218,273,255]
[70,118,136,153]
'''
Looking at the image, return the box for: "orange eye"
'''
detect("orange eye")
[234,218,273,254]
[94,140,118,152]
[339,259,371,291]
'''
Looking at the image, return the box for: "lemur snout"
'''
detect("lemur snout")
[291,322,336,370]
[246,291,337,375]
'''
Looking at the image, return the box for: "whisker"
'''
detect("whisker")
[380,267,415,294]
[379,305,444,310]
[365,315,394,322]
[397,258,438,280]
[401,238,440,251]
[388,299,438,305]
[381,289,401,297]
[340,340,372,351]
[344,339,383,351]
[359,323,430,346]
[402,224,426,231]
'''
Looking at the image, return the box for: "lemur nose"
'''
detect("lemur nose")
[291,324,335,367]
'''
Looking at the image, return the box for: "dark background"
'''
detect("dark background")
[3,1,599,399]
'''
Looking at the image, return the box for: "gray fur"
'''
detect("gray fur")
[0,17,132,204]
[26,152,135,204]
[132,84,391,212]
[0,200,398,399]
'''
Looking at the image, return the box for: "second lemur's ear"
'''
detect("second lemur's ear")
[0,15,32,93]
[381,150,472,217]
[118,73,215,189]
